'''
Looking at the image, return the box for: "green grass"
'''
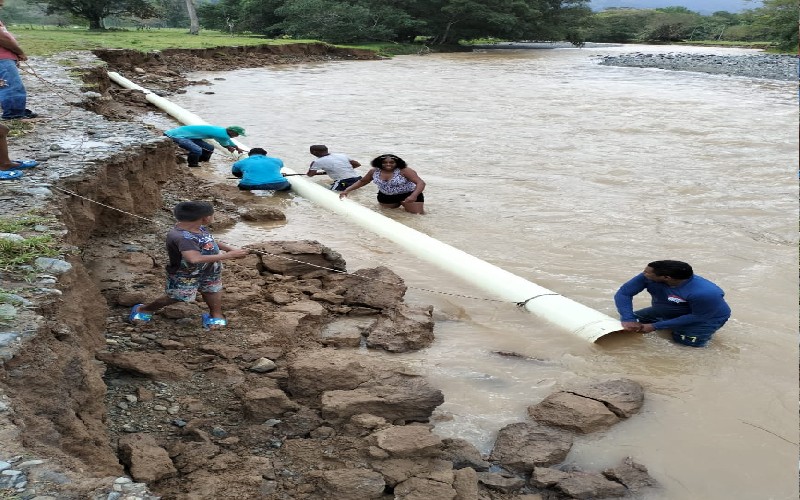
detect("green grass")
[0,235,59,269]
[4,119,34,138]
[0,214,60,270]
[9,26,322,56]
[342,42,426,57]
[9,25,431,58]
[0,213,51,233]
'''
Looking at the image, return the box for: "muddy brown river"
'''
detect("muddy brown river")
[159,44,798,499]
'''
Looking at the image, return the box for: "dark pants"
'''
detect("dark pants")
[634,306,728,347]
[238,181,291,191]
[170,137,214,166]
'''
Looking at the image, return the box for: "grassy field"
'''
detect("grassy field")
[8,25,423,57]
[10,26,318,56]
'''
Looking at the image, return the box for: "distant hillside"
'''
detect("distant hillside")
[590,0,761,14]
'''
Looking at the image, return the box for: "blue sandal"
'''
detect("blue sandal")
[202,313,227,329]
[0,170,22,180]
[128,304,153,323]
[11,160,37,169]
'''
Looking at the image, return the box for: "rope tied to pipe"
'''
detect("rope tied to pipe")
[516,293,561,308]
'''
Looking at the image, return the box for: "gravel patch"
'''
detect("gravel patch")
[598,52,797,81]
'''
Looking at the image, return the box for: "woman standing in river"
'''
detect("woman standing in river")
[339,154,426,214]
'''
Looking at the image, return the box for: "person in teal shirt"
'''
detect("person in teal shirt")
[164,124,246,168]
[231,148,290,191]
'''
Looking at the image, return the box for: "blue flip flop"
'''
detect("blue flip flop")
[0,170,22,180]
[201,313,227,330]
[128,304,153,323]
[12,160,37,169]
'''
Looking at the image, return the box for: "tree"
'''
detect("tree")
[37,0,157,29]
[273,0,413,43]
[585,8,655,42]
[753,0,798,50]
[639,9,702,41]
[154,0,189,28]
[185,0,199,34]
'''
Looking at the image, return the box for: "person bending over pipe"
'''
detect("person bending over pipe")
[307,144,362,191]
[164,124,246,168]
[231,147,290,192]
[339,154,426,214]
[614,260,731,347]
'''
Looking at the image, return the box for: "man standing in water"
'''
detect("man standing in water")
[614,260,731,347]
[306,144,362,191]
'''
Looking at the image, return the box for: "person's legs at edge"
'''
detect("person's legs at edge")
[0,60,27,119]
[0,123,12,169]
[171,137,204,167]
[136,296,179,314]
[141,272,198,314]
[201,291,223,319]
[198,271,225,328]
[197,140,214,162]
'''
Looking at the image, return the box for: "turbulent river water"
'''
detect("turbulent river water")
[163,44,798,499]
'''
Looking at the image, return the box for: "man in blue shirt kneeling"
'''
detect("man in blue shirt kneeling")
[614,260,731,347]
[231,148,290,192]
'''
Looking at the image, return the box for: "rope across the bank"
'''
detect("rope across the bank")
[51,186,543,305]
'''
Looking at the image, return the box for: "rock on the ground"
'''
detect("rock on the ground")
[489,422,573,473]
[527,391,620,434]
[365,304,435,353]
[117,433,177,482]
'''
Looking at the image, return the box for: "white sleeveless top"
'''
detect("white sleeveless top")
[372,169,416,195]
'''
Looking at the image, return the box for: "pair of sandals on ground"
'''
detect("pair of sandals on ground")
[128,303,227,330]
[0,159,38,179]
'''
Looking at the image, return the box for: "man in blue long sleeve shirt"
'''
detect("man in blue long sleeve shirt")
[164,124,246,168]
[614,260,731,347]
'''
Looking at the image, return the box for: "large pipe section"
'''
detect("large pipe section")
[108,71,624,342]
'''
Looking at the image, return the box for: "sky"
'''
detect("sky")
[589,0,762,13]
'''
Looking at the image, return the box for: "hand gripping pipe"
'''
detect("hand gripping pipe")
[107,71,625,342]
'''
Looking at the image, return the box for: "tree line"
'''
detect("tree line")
[3,0,797,50]
[584,2,797,50]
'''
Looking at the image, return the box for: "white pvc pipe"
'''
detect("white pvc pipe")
[108,71,624,342]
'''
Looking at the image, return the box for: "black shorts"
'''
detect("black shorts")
[377,191,424,204]
[330,176,362,191]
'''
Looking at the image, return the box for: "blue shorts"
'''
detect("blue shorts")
[634,306,728,347]
[377,191,425,205]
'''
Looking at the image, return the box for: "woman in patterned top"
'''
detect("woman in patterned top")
[339,154,426,214]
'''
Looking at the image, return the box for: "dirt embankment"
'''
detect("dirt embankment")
[0,45,657,500]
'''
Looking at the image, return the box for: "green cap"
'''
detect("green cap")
[227,126,246,136]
